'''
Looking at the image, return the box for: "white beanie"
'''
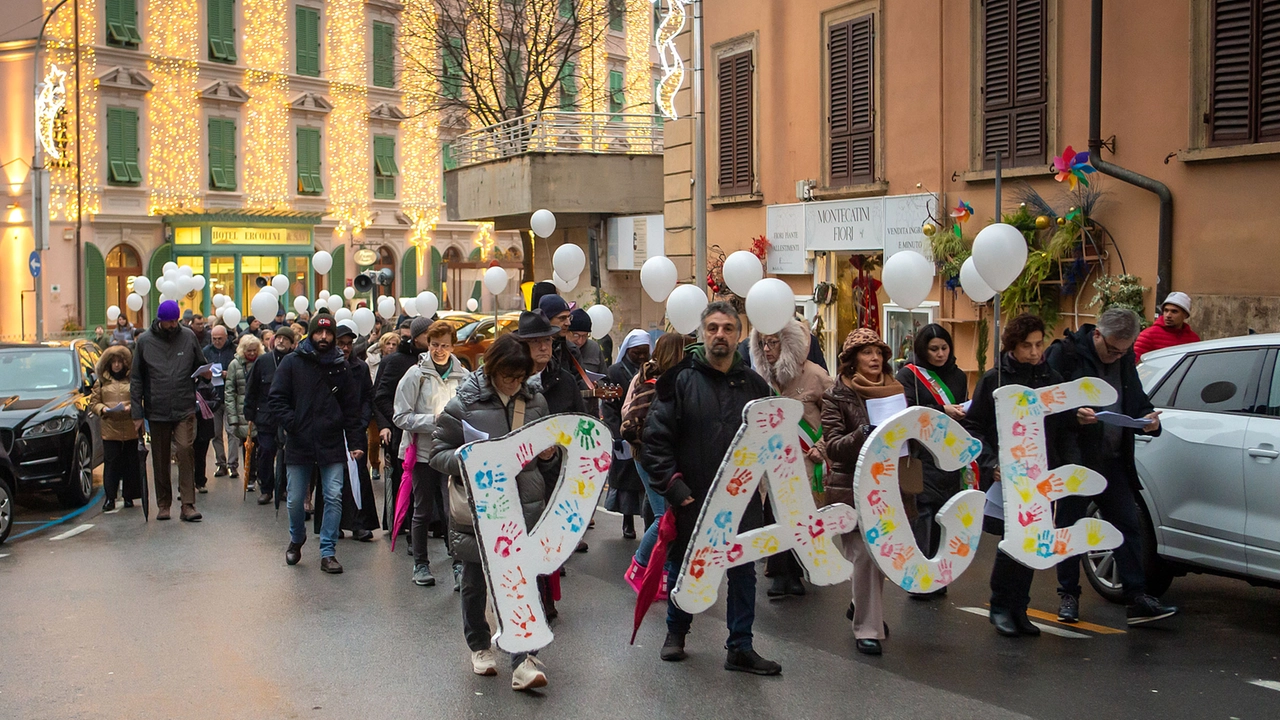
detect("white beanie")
[1162,291,1191,316]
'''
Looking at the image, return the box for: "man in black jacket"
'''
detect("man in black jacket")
[374,318,421,530]
[1045,308,1177,626]
[245,327,295,504]
[268,312,366,574]
[641,301,780,676]
[203,324,237,478]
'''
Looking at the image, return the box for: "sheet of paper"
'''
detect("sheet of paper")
[865,394,909,426]
[191,363,215,379]
[105,401,127,414]
[960,400,972,412]
[462,420,490,444]
[585,370,606,383]
[210,363,225,387]
[1095,411,1151,429]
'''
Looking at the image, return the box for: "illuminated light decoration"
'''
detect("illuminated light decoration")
[36,64,68,160]
[473,222,495,262]
[328,0,372,236]
[146,0,204,215]
[653,0,686,120]
[624,0,655,142]
[242,0,292,209]
[399,1,441,270]
[42,0,102,221]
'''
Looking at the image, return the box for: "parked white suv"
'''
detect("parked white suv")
[1083,333,1280,601]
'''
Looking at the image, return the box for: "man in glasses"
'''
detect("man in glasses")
[1045,307,1177,627]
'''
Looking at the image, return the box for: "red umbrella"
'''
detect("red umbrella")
[631,509,677,644]
[389,441,417,551]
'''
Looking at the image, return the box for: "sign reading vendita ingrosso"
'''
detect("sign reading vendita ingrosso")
[765,193,937,273]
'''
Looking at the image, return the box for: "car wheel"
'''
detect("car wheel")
[1136,501,1175,597]
[0,474,13,544]
[56,431,95,508]
[1082,500,1175,603]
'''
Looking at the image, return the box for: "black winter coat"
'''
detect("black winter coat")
[897,362,971,507]
[202,341,236,406]
[641,346,771,509]
[265,339,366,465]
[244,348,284,426]
[602,357,643,496]
[130,321,207,422]
[374,338,418,432]
[963,354,1076,491]
[1044,324,1160,488]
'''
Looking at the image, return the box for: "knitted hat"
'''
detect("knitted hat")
[537,293,570,320]
[157,300,181,322]
[274,327,296,343]
[309,310,336,335]
[568,308,592,332]
[410,315,433,340]
[1162,291,1192,316]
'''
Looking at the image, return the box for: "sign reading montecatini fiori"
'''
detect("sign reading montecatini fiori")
[776,193,936,258]
[804,197,884,252]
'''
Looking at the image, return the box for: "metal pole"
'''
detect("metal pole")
[32,0,72,343]
[993,150,1002,385]
[73,0,84,329]
[691,0,707,290]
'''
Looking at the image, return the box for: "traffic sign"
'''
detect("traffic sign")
[29,251,41,278]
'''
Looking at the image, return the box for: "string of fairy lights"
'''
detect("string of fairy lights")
[400,0,442,273]
[242,0,292,210]
[328,0,374,237]
[146,0,204,214]
[41,0,100,221]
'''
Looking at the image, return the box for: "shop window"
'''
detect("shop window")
[716,51,752,195]
[209,117,237,191]
[1207,0,1280,146]
[374,135,398,199]
[980,0,1047,169]
[828,15,874,187]
[106,107,143,186]
[296,5,320,77]
[208,0,237,63]
[372,21,395,88]
[106,0,142,49]
[297,127,323,195]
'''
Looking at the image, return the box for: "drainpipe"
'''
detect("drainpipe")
[1090,0,1173,303]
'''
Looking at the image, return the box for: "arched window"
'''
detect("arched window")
[504,246,522,262]
[442,245,464,264]
[106,244,143,326]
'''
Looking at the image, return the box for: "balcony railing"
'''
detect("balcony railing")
[451,111,664,168]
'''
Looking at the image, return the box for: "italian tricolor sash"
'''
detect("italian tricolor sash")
[906,364,979,490]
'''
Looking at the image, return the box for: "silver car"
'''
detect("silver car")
[1083,333,1280,601]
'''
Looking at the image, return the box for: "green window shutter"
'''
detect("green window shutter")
[209,0,236,62]
[429,246,443,295]
[654,78,664,125]
[559,62,577,110]
[559,0,573,18]
[123,109,142,183]
[84,243,107,330]
[443,37,463,99]
[373,22,394,88]
[123,0,141,44]
[297,127,322,195]
[609,69,624,118]
[107,108,128,184]
[328,245,345,291]
[222,0,236,61]
[107,0,140,48]
[296,7,319,76]
[148,244,173,290]
[505,50,523,110]
[374,135,397,199]
[223,119,237,190]
[401,247,417,296]
[441,142,457,170]
[209,118,236,190]
[609,0,624,31]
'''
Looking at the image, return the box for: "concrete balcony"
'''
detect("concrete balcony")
[444,111,664,227]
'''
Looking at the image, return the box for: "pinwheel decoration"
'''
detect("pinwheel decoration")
[1054,146,1095,189]
[950,200,974,238]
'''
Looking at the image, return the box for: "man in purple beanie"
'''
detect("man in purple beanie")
[131,299,210,521]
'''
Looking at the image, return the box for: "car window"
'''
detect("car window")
[475,322,496,341]
[1149,356,1191,408]
[1267,356,1280,416]
[0,349,79,394]
[456,321,480,342]
[1169,350,1266,414]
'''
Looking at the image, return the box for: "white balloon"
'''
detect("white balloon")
[378,296,398,320]
[107,305,121,322]
[745,278,796,335]
[318,290,331,301]
[179,277,197,295]
[154,279,171,296]
[466,297,479,312]
[552,244,586,280]
[126,293,144,312]
[262,285,280,297]
[178,265,194,278]
[723,251,764,297]
[312,250,333,275]
[971,223,1029,292]
[483,266,509,295]
[214,304,224,319]
[585,304,614,341]
[162,261,178,275]
[343,286,356,300]
[552,271,579,293]
[293,295,310,315]
[641,256,678,303]
[530,209,557,238]
[959,256,996,303]
[881,251,935,310]
[353,307,377,335]
[193,275,206,292]
[251,291,279,321]
[665,284,708,334]
[416,291,439,318]
[326,294,344,312]
[334,307,353,322]
[268,274,288,295]
[401,297,418,317]
[163,269,178,285]
[211,293,225,309]
[223,306,242,328]
[132,276,151,297]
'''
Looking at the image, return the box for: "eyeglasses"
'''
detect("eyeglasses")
[761,338,782,349]
[1099,334,1130,357]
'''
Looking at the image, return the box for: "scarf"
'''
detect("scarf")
[849,372,903,400]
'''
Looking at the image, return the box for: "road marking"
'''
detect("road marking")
[0,553,9,558]
[958,607,1091,639]
[49,524,94,541]
[1249,680,1280,692]
[1024,608,1126,635]
[9,489,104,541]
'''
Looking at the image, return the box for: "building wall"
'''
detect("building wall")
[666,0,1280,369]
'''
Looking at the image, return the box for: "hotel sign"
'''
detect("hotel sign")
[211,227,311,245]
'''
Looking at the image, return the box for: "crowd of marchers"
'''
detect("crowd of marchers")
[88,282,1204,691]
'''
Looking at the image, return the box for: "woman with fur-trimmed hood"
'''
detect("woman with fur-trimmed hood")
[91,345,142,511]
[748,319,833,599]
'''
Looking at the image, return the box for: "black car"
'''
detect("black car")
[0,340,103,510]
[0,443,15,543]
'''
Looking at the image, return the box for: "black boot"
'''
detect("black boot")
[1013,610,1041,636]
[990,607,1020,637]
[622,514,636,540]
[285,542,303,566]
[103,498,116,512]
[724,648,782,675]
[768,576,789,598]
[660,632,687,662]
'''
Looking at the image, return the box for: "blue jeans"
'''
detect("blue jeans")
[287,463,344,558]
[634,463,667,567]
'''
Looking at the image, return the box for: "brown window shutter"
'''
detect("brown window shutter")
[983,0,1045,168]
[1209,0,1255,145]
[829,15,874,187]
[1258,1,1280,141]
[717,51,753,195]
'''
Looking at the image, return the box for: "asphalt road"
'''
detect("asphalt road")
[1,469,1278,720]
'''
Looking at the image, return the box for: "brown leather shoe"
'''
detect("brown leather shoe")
[320,556,343,574]
[180,504,203,522]
[257,491,273,506]
[156,506,171,521]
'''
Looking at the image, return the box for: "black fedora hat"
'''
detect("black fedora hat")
[512,310,560,340]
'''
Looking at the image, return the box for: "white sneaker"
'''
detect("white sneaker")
[510,656,547,691]
[470,649,498,676]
